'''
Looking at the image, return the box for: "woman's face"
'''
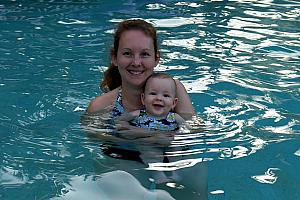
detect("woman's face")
[112,30,159,89]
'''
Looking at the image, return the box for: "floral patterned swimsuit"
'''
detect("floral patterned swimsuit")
[111,88,125,118]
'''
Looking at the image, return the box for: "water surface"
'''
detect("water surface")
[0,0,300,199]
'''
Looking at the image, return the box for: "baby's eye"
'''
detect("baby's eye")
[141,52,150,57]
[149,92,156,95]
[163,94,171,97]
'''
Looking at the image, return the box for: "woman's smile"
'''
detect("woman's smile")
[113,30,158,88]
[127,69,144,75]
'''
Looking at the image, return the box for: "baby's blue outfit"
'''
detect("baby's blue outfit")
[131,109,179,131]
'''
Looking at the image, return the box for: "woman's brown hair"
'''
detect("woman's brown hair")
[100,19,159,92]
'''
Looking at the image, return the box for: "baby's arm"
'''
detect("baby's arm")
[115,110,141,132]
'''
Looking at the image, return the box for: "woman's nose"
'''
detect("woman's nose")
[132,55,141,66]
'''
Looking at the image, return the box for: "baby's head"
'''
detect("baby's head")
[141,73,178,118]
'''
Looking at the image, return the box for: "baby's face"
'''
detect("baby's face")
[141,77,177,118]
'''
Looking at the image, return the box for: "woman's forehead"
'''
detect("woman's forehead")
[119,30,154,47]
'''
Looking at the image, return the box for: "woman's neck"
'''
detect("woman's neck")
[121,85,144,112]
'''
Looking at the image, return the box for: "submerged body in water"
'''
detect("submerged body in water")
[81,110,208,200]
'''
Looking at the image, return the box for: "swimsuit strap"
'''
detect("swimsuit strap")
[111,88,125,118]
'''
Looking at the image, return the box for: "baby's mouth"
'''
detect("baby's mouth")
[153,103,164,108]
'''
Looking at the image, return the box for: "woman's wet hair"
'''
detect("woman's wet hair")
[101,19,159,92]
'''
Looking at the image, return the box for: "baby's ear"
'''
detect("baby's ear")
[172,97,178,109]
[141,93,145,106]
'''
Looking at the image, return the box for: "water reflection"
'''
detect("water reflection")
[1,0,300,199]
[51,171,176,200]
[252,168,280,184]
[82,111,269,162]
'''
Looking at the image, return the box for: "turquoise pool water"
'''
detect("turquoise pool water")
[1,0,299,199]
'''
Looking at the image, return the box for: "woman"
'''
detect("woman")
[84,19,207,199]
[87,19,195,119]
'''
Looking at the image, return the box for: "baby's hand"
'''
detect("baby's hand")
[128,110,140,117]
[115,110,140,131]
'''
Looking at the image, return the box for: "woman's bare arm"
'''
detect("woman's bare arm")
[86,88,119,114]
[174,80,196,119]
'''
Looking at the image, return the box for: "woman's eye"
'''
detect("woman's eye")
[123,52,131,56]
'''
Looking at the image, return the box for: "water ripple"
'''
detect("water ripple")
[1,1,300,199]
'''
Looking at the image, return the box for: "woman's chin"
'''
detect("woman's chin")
[128,80,147,89]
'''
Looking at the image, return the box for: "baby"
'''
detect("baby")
[119,72,185,184]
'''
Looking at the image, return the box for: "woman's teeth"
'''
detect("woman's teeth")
[129,70,143,75]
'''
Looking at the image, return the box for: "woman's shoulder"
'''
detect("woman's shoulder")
[87,88,120,113]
